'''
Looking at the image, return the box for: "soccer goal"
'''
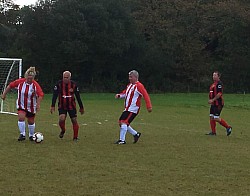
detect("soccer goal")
[0,58,22,115]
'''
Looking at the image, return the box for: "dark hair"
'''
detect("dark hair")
[214,71,221,77]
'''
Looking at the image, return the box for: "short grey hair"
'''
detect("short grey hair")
[129,70,139,79]
[63,71,71,77]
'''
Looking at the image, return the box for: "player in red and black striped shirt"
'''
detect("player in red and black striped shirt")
[206,71,232,136]
[50,71,84,141]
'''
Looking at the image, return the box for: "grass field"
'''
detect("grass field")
[0,93,250,196]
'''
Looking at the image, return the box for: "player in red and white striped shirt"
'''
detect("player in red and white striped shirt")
[115,70,152,144]
[1,67,44,141]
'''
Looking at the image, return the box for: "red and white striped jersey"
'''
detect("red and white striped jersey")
[119,81,152,114]
[9,78,44,113]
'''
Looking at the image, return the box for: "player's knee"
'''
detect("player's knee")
[18,116,25,121]
[59,118,65,123]
[214,118,221,122]
[120,123,128,128]
[119,122,124,126]
[71,118,77,124]
[59,115,66,121]
[18,114,25,121]
[27,118,35,124]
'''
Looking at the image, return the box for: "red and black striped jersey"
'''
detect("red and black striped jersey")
[51,80,83,110]
[209,80,224,105]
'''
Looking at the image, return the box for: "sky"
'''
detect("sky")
[15,0,38,7]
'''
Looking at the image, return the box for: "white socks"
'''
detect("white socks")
[28,123,35,137]
[18,121,35,137]
[120,124,137,141]
[120,125,138,141]
[120,124,127,141]
[127,126,137,135]
[18,121,25,136]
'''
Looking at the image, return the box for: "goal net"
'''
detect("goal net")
[0,58,22,115]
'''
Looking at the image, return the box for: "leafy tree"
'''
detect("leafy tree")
[1,0,250,92]
[0,0,20,56]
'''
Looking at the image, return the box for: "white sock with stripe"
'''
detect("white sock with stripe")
[28,123,35,137]
[18,121,26,136]
[120,124,127,141]
[127,125,137,135]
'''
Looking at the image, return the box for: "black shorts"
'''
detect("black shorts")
[210,105,223,117]
[119,111,137,125]
[59,109,77,118]
[17,109,35,118]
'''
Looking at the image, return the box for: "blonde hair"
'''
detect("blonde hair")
[25,67,36,78]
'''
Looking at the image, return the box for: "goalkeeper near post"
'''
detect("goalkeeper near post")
[50,71,84,141]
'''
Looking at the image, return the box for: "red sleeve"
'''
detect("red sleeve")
[120,89,126,95]
[9,78,26,88]
[137,82,152,109]
[33,80,44,97]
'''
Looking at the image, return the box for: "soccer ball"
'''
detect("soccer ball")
[33,132,44,143]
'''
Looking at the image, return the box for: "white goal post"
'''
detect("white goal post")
[0,58,22,115]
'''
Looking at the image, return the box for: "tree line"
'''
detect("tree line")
[0,0,250,93]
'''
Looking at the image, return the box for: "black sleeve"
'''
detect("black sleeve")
[217,81,223,93]
[75,85,84,109]
[51,83,59,107]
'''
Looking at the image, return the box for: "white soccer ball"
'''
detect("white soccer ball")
[33,132,44,143]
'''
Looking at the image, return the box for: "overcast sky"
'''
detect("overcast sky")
[15,0,38,6]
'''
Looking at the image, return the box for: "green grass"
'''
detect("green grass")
[0,93,250,195]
